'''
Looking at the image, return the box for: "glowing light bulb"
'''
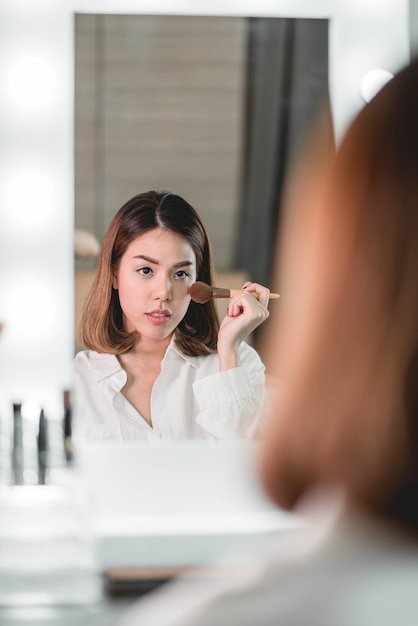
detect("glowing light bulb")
[6,173,55,224]
[8,283,56,337]
[7,56,57,108]
[360,69,393,103]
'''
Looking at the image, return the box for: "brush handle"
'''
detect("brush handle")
[212,288,279,300]
[229,289,257,299]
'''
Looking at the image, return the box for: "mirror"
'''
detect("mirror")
[70,3,410,443]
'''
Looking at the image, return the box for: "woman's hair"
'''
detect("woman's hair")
[79,190,219,356]
[261,60,418,533]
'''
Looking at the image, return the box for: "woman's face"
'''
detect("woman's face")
[112,228,197,345]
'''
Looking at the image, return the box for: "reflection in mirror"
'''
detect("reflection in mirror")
[72,15,331,446]
[74,14,331,354]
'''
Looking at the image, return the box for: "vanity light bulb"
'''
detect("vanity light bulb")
[8,284,56,337]
[7,56,57,108]
[6,173,55,224]
[360,69,393,103]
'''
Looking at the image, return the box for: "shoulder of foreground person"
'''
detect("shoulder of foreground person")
[117,507,418,626]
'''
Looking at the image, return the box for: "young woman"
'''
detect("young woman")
[74,190,271,441]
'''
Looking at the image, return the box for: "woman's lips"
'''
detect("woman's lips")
[146,310,172,325]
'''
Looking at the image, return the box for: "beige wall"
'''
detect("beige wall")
[74,14,247,272]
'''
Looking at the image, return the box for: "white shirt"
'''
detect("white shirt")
[73,338,267,441]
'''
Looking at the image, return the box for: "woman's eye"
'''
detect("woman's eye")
[137,266,152,276]
[174,270,190,279]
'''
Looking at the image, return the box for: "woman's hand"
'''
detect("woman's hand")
[217,281,270,370]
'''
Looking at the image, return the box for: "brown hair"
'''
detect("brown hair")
[79,190,219,356]
[261,61,418,533]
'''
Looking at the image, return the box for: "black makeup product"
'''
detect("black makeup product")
[63,390,73,463]
[37,408,48,485]
[12,402,24,485]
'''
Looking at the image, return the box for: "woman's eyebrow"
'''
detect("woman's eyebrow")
[134,254,194,268]
[134,254,159,264]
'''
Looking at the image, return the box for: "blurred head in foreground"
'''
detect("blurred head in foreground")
[261,60,418,534]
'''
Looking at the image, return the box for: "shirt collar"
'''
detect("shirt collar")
[165,335,199,368]
[89,351,123,383]
[89,335,199,383]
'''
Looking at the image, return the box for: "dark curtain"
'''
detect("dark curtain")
[236,18,333,287]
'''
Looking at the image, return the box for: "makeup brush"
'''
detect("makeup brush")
[189,281,280,304]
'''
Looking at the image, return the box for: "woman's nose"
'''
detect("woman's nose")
[154,276,172,302]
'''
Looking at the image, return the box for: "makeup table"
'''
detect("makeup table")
[0,442,304,626]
